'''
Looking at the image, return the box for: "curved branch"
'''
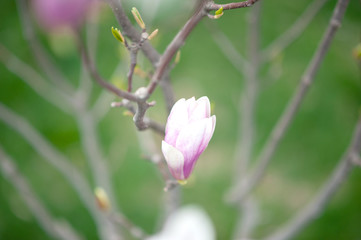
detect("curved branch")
[264,113,361,240]
[146,1,208,96]
[16,0,75,95]
[0,147,83,240]
[105,0,160,65]
[262,0,329,62]
[206,0,260,11]
[0,44,73,114]
[229,0,351,202]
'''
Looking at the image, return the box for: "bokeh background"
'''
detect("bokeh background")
[0,0,361,239]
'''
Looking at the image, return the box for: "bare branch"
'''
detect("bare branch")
[232,198,259,240]
[146,1,208,96]
[0,103,95,213]
[0,44,73,114]
[206,0,261,11]
[0,103,123,240]
[0,147,83,240]
[231,3,261,240]
[263,113,361,240]
[235,1,261,178]
[112,100,165,135]
[262,0,329,62]
[77,35,138,102]
[205,21,249,75]
[135,128,180,217]
[105,0,175,112]
[109,212,148,239]
[127,50,138,92]
[228,0,350,202]
[77,7,102,102]
[105,0,160,65]
[16,0,75,95]
[74,108,120,213]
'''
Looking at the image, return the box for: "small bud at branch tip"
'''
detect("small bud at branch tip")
[111,26,125,44]
[131,7,145,29]
[215,6,223,15]
[148,29,159,40]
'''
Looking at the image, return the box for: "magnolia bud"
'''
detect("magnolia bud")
[32,0,91,31]
[162,97,216,182]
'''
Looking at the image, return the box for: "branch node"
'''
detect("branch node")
[351,152,361,167]
[134,87,148,100]
[164,180,179,192]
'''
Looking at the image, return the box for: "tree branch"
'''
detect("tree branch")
[105,0,160,65]
[109,212,148,239]
[77,7,102,103]
[0,103,120,240]
[16,0,75,95]
[206,0,261,11]
[231,3,261,239]
[146,1,208,97]
[74,108,119,210]
[105,0,175,113]
[0,44,73,114]
[77,35,138,102]
[205,21,249,76]
[0,147,83,240]
[228,0,350,202]
[262,0,329,62]
[263,113,361,240]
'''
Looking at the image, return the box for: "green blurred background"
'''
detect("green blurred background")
[0,0,361,239]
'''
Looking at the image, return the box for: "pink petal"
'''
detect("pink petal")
[188,97,211,123]
[198,116,216,154]
[185,97,197,116]
[165,98,189,146]
[175,117,214,178]
[162,141,185,180]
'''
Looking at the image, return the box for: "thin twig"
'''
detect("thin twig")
[77,6,102,103]
[109,212,148,239]
[205,21,249,75]
[16,0,75,95]
[0,103,124,240]
[91,63,125,122]
[127,50,138,92]
[228,0,350,202]
[0,103,103,227]
[105,0,160,64]
[262,0,329,62]
[263,113,361,240]
[231,3,261,240]
[0,147,83,240]
[77,34,138,102]
[135,126,180,217]
[146,0,208,97]
[105,0,175,112]
[206,0,261,11]
[77,32,159,132]
[147,0,261,98]
[232,198,259,240]
[75,108,119,211]
[0,44,73,114]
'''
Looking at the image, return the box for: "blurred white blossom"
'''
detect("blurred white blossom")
[147,205,215,240]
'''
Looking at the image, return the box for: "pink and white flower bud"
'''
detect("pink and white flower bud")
[32,0,91,31]
[162,97,216,182]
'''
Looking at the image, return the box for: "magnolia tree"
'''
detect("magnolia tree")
[0,0,360,239]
